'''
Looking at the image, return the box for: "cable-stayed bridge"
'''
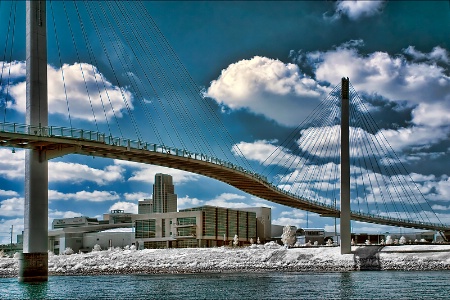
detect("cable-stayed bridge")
[0,1,449,281]
[0,121,447,233]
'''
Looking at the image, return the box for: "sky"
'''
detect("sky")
[0,1,450,244]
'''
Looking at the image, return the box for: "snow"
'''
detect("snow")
[1,244,450,277]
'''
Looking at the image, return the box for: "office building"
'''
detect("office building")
[153,173,177,213]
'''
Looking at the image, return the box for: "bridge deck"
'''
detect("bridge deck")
[1,122,448,232]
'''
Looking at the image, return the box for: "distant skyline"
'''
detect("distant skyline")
[0,1,449,244]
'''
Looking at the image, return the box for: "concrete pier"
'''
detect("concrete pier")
[19,0,49,282]
[340,77,351,255]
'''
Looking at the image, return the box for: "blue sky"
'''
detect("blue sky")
[0,1,450,243]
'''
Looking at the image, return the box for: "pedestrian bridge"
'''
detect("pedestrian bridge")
[1,121,448,232]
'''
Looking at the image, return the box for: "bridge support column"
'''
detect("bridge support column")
[19,0,48,282]
[340,77,351,254]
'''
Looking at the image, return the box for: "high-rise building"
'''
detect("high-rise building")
[138,199,153,214]
[152,173,177,213]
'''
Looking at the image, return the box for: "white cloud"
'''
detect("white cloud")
[115,161,199,184]
[49,190,120,202]
[0,149,25,180]
[124,192,152,201]
[109,201,138,214]
[48,162,124,185]
[7,62,133,122]
[312,47,450,110]
[328,0,385,21]
[272,217,304,228]
[232,140,304,166]
[205,56,330,126]
[0,189,19,197]
[207,44,450,132]
[0,197,24,217]
[0,150,124,185]
[296,125,448,158]
[178,195,203,210]
[204,193,249,209]
[403,46,450,64]
[431,205,450,211]
[49,209,83,219]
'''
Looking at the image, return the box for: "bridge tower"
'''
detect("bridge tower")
[19,0,49,282]
[340,77,351,254]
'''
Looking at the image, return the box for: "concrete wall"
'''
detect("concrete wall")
[83,232,133,251]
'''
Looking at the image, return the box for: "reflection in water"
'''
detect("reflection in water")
[339,272,353,299]
[21,281,49,299]
[1,271,450,299]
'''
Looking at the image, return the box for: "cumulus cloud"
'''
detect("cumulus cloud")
[232,140,304,166]
[403,46,450,64]
[48,161,124,185]
[0,197,24,217]
[296,125,448,158]
[0,148,25,180]
[109,201,138,214]
[0,150,125,186]
[49,189,120,202]
[49,209,84,219]
[115,161,199,184]
[0,189,19,197]
[178,195,203,210]
[313,48,449,104]
[207,44,450,132]
[326,0,385,21]
[3,61,133,122]
[124,192,152,201]
[203,193,249,208]
[205,56,330,126]
[272,210,306,227]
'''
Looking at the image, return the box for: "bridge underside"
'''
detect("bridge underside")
[1,129,448,233]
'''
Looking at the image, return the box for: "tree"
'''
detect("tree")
[281,225,296,248]
[233,234,239,247]
[399,236,406,245]
[63,247,74,255]
[385,235,393,245]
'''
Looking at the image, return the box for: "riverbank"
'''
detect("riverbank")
[1,244,450,278]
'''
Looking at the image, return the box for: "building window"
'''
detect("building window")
[135,219,156,238]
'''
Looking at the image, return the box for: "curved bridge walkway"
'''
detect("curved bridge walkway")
[1,122,448,232]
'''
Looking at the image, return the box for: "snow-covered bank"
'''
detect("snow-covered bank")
[1,244,450,278]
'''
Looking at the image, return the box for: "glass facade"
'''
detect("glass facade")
[248,213,256,239]
[228,210,237,237]
[177,239,198,248]
[238,211,248,239]
[135,219,156,238]
[136,206,258,249]
[144,241,166,249]
[217,207,228,239]
[177,217,196,226]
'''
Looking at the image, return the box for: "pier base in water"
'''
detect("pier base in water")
[18,252,48,282]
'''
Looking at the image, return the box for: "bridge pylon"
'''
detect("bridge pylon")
[340,77,351,254]
[19,0,49,282]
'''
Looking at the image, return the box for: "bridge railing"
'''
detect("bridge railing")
[0,122,269,181]
[0,122,447,230]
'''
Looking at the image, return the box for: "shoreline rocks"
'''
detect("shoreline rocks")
[1,245,450,278]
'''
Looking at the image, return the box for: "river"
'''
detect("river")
[1,271,449,299]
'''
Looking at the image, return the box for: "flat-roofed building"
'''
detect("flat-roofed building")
[138,199,153,214]
[134,205,259,249]
[52,216,100,229]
